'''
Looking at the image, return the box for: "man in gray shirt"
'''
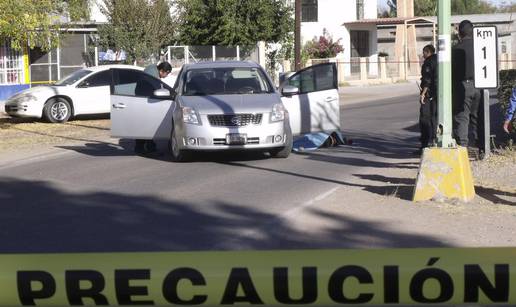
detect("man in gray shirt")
[135,61,172,154]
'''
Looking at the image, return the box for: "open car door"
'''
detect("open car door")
[280,63,340,135]
[110,68,175,140]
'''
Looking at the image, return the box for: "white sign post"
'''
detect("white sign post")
[473,26,498,89]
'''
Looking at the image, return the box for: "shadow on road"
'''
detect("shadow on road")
[0,177,448,253]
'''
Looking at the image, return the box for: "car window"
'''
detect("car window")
[314,64,336,91]
[287,64,336,94]
[55,69,92,86]
[78,70,111,88]
[112,69,164,97]
[287,69,315,93]
[183,67,273,96]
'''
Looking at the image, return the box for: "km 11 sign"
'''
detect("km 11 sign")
[473,26,498,89]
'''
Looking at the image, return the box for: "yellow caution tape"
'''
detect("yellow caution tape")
[1,247,515,306]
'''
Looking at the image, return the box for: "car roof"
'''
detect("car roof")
[183,61,262,70]
[84,64,144,72]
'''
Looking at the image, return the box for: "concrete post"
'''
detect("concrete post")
[380,57,387,80]
[338,59,346,84]
[399,56,406,80]
[258,41,267,69]
[360,57,367,81]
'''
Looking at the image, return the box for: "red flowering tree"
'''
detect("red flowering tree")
[303,29,344,59]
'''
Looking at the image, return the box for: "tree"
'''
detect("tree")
[98,0,175,63]
[173,0,293,47]
[0,0,90,51]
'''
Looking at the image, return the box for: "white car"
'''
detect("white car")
[4,64,143,123]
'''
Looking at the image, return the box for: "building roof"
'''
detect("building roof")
[344,13,515,27]
[344,17,434,26]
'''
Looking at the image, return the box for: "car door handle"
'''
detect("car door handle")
[112,103,126,109]
[324,97,338,102]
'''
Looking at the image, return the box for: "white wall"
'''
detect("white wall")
[90,0,107,23]
[301,0,378,76]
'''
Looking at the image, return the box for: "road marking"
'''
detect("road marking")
[280,186,340,219]
[213,186,340,249]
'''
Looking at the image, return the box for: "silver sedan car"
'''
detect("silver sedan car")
[110,61,340,161]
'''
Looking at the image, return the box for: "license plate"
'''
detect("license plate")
[226,133,247,145]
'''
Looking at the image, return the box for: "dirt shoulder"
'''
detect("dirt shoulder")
[0,115,114,161]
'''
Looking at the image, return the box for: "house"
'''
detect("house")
[300,0,378,77]
[0,1,108,101]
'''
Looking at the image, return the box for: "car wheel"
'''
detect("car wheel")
[169,128,190,162]
[270,126,293,159]
[43,98,72,123]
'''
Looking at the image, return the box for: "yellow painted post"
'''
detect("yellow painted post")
[23,45,30,84]
[413,147,475,202]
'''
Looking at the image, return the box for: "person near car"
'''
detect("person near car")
[503,87,516,134]
[416,44,438,155]
[452,20,483,151]
[134,61,172,154]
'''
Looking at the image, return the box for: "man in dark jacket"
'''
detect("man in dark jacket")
[134,61,172,154]
[452,20,482,148]
[417,44,438,154]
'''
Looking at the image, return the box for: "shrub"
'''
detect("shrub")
[303,29,344,59]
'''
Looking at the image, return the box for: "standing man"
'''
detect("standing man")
[134,61,172,154]
[417,44,438,154]
[452,20,483,149]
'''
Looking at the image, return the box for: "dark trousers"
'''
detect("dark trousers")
[453,80,482,146]
[419,96,437,148]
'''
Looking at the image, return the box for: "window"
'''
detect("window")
[302,0,317,22]
[112,69,164,97]
[287,63,336,94]
[350,30,370,57]
[356,0,364,20]
[78,70,111,88]
[55,69,92,86]
[183,68,273,96]
[0,42,24,85]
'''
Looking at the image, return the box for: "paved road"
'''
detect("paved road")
[0,91,425,253]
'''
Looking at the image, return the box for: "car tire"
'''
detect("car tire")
[270,126,293,159]
[169,128,190,162]
[43,98,72,123]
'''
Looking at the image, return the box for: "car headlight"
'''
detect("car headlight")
[270,103,285,122]
[16,96,37,103]
[183,107,201,125]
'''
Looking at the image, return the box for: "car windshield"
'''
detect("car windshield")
[183,67,273,96]
[54,69,93,86]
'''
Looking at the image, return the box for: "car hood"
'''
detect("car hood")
[180,94,281,114]
[7,85,70,102]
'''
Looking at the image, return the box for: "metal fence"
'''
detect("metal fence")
[306,54,516,85]
[0,41,25,85]
[165,45,259,68]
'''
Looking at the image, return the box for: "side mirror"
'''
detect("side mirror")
[282,85,299,97]
[153,88,171,99]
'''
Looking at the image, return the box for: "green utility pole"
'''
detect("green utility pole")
[437,0,455,148]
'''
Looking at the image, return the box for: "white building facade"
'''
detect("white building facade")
[301,0,378,76]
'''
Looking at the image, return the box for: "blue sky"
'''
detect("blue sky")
[377,0,510,9]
